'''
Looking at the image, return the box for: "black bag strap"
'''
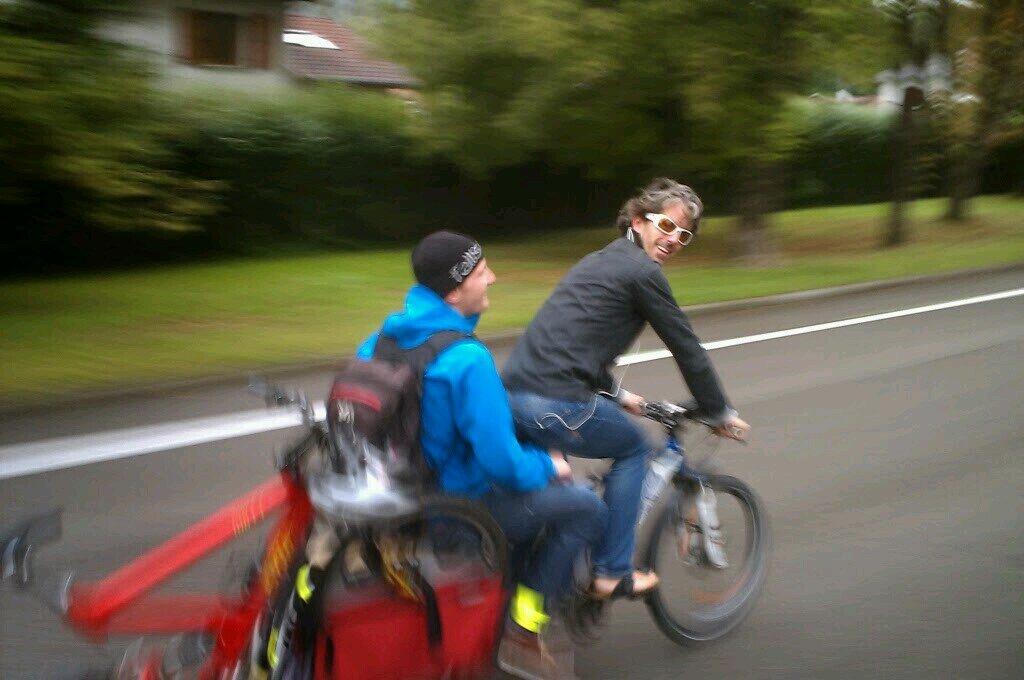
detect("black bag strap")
[410,565,443,647]
[369,331,471,647]
[374,330,475,379]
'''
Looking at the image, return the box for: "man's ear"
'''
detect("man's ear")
[444,287,461,306]
[630,215,645,232]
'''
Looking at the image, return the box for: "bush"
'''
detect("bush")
[171,85,432,249]
[785,100,896,207]
[165,85,629,251]
[172,89,1019,254]
[8,62,1023,273]
[0,3,214,273]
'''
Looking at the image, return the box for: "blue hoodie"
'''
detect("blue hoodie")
[357,284,555,498]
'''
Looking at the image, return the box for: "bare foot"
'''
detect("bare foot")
[590,570,660,599]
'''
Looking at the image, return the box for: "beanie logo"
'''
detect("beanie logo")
[449,243,483,283]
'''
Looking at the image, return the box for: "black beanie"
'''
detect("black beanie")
[411,230,484,297]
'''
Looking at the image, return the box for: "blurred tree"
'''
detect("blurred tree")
[940,0,1024,220]
[0,0,214,269]
[372,1,631,176]
[873,0,961,246]
[679,1,852,263]
[374,0,857,262]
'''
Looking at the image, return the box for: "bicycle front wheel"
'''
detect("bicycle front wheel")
[644,475,768,645]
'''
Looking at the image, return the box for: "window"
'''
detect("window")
[177,10,271,68]
[192,11,236,65]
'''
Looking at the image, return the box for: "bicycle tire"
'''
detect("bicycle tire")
[238,496,509,680]
[336,495,510,581]
[644,475,768,646]
[400,495,510,579]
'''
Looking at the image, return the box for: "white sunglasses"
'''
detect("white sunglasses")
[644,213,694,246]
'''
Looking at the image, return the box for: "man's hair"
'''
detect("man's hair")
[615,178,704,235]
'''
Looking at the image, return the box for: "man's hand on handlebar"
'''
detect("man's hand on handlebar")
[617,390,647,416]
[639,397,750,440]
[714,414,751,441]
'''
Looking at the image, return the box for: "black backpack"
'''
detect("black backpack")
[326,331,472,489]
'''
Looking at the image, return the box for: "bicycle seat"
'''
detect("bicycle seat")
[306,471,422,524]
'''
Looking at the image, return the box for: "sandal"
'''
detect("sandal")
[588,571,659,601]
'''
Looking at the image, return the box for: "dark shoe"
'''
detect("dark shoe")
[496,622,577,680]
[560,592,608,646]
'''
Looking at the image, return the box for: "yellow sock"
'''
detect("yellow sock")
[510,584,550,633]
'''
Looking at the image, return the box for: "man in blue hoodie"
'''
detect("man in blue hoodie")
[357,231,607,680]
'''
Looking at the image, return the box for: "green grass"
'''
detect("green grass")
[2,195,1022,403]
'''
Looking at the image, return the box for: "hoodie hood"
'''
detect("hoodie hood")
[381,284,480,348]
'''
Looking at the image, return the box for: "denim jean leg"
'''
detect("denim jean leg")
[507,391,653,579]
[482,485,607,605]
[587,427,649,577]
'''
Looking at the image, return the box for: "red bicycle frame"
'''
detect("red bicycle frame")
[63,470,315,679]
[6,390,510,680]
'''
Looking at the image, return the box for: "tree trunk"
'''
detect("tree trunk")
[945,146,981,222]
[885,85,925,248]
[736,162,776,265]
[944,0,1014,220]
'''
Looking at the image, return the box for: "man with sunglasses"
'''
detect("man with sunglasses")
[502,178,750,600]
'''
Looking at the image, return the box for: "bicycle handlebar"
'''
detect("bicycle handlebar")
[641,400,747,442]
[640,400,697,429]
[248,376,317,425]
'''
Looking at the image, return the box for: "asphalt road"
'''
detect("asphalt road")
[2,268,1022,679]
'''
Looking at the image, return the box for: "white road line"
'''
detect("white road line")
[617,287,1024,366]
[0,404,327,480]
[2,287,1022,480]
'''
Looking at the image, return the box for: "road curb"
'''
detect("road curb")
[1,262,1020,415]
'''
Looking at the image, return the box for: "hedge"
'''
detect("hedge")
[5,84,1022,273]
[167,89,1024,250]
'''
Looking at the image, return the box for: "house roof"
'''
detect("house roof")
[283,15,419,87]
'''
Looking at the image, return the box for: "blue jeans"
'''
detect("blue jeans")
[506,390,653,578]
[481,484,607,605]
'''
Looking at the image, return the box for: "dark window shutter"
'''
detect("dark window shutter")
[176,9,195,64]
[192,11,238,66]
[245,14,271,69]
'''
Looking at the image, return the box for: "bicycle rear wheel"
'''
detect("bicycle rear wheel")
[240,496,508,680]
[321,497,509,680]
[644,475,768,645]
[405,495,510,580]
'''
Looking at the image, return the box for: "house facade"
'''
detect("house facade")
[102,0,290,89]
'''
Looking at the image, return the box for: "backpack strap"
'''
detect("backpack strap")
[369,330,472,648]
[374,330,475,378]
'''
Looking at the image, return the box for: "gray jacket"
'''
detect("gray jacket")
[502,235,731,418]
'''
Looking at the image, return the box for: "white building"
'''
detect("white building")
[875,54,953,106]
[101,1,291,89]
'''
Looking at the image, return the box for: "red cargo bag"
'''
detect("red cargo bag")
[316,576,507,680]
